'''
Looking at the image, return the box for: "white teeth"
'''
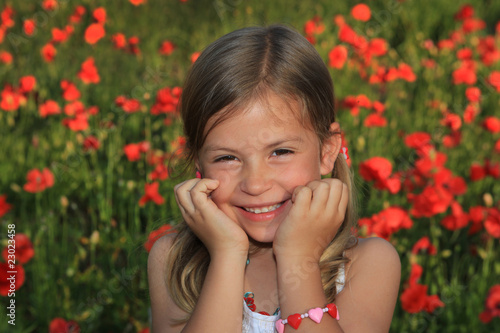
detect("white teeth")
[244,203,282,214]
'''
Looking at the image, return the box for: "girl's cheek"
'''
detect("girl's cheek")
[207,169,234,201]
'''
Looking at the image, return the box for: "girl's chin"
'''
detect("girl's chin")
[244,227,279,246]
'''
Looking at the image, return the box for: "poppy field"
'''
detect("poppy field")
[1,0,500,332]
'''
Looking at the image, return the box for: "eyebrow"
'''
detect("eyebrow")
[203,136,304,153]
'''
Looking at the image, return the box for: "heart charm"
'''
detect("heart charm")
[327,303,339,320]
[307,307,324,323]
[287,313,302,329]
[275,319,285,333]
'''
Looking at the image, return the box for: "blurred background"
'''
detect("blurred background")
[0,0,499,332]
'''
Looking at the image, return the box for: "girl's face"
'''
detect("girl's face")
[197,91,340,243]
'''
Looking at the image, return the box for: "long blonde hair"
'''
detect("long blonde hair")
[166,24,358,322]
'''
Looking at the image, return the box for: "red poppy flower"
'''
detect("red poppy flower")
[61,80,80,101]
[400,283,428,313]
[0,51,12,64]
[41,43,57,62]
[51,27,70,44]
[484,208,500,238]
[69,6,86,24]
[139,182,165,206]
[367,38,388,57]
[483,116,500,133]
[358,156,401,193]
[359,157,393,181]
[0,5,15,28]
[328,45,348,69]
[440,113,462,131]
[93,7,106,24]
[408,185,454,218]
[452,61,476,85]
[351,4,371,22]
[39,100,61,118]
[405,132,432,151]
[479,285,500,323]
[495,139,500,153]
[115,96,142,113]
[149,163,169,181]
[19,76,36,93]
[478,37,500,66]
[487,71,500,92]
[63,101,84,116]
[62,113,89,131]
[23,19,36,36]
[49,318,80,333]
[465,87,480,102]
[124,142,150,161]
[151,87,182,115]
[130,0,147,5]
[442,130,461,147]
[359,206,412,239]
[84,23,105,45]
[112,33,127,49]
[1,86,22,111]
[408,263,423,285]
[304,16,325,36]
[191,52,200,63]
[463,104,479,123]
[400,264,444,314]
[441,201,469,231]
[83,136,100,151]
[77,57,100,84]
[364,113,387,127]
[454,4,474,20]
[159,40,175,55]
[0,195,12,218]
[437,39,454,50]
[2,233,34,264]
[414,150,447,178]
[462,18,486,33]
[412,236,437,255]
[397,63,416,82]
[0,263,25,296]
[128,36,141,55]
[372,101,385,113]
[144,224,175,252]
[457,48,473,60]
[42,0,58,11]
[23,168,55,193]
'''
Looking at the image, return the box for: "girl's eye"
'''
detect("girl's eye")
[272,149,293,157]
[214,155,237,162]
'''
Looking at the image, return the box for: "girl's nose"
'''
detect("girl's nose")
[240,163,273,196]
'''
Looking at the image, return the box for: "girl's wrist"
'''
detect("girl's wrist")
[209,248,248,264]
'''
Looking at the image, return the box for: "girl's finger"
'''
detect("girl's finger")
[190,178,220,210]
[307,180,331,213]
[175,178,201,214]
[291,185,313,211]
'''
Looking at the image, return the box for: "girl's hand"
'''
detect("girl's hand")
[273,178,348,261]
[174,178,249,258]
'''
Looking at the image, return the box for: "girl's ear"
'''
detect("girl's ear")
[194,156,202,176]
[320,122,342,176]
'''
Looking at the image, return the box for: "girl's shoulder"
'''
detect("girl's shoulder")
[334,237,401,331]
[346,236,400,264]
[345,237,401,276]
[148,233,187,331]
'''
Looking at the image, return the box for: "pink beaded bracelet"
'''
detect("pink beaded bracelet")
[275,303,339,332]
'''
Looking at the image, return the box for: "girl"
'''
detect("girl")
[148,25,401,333]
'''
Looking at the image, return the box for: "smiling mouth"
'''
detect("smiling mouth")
[240,201,286,214]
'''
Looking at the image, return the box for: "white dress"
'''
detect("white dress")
[242,264,345,333]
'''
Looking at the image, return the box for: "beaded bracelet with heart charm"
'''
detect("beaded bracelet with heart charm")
[275,303,339,332]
